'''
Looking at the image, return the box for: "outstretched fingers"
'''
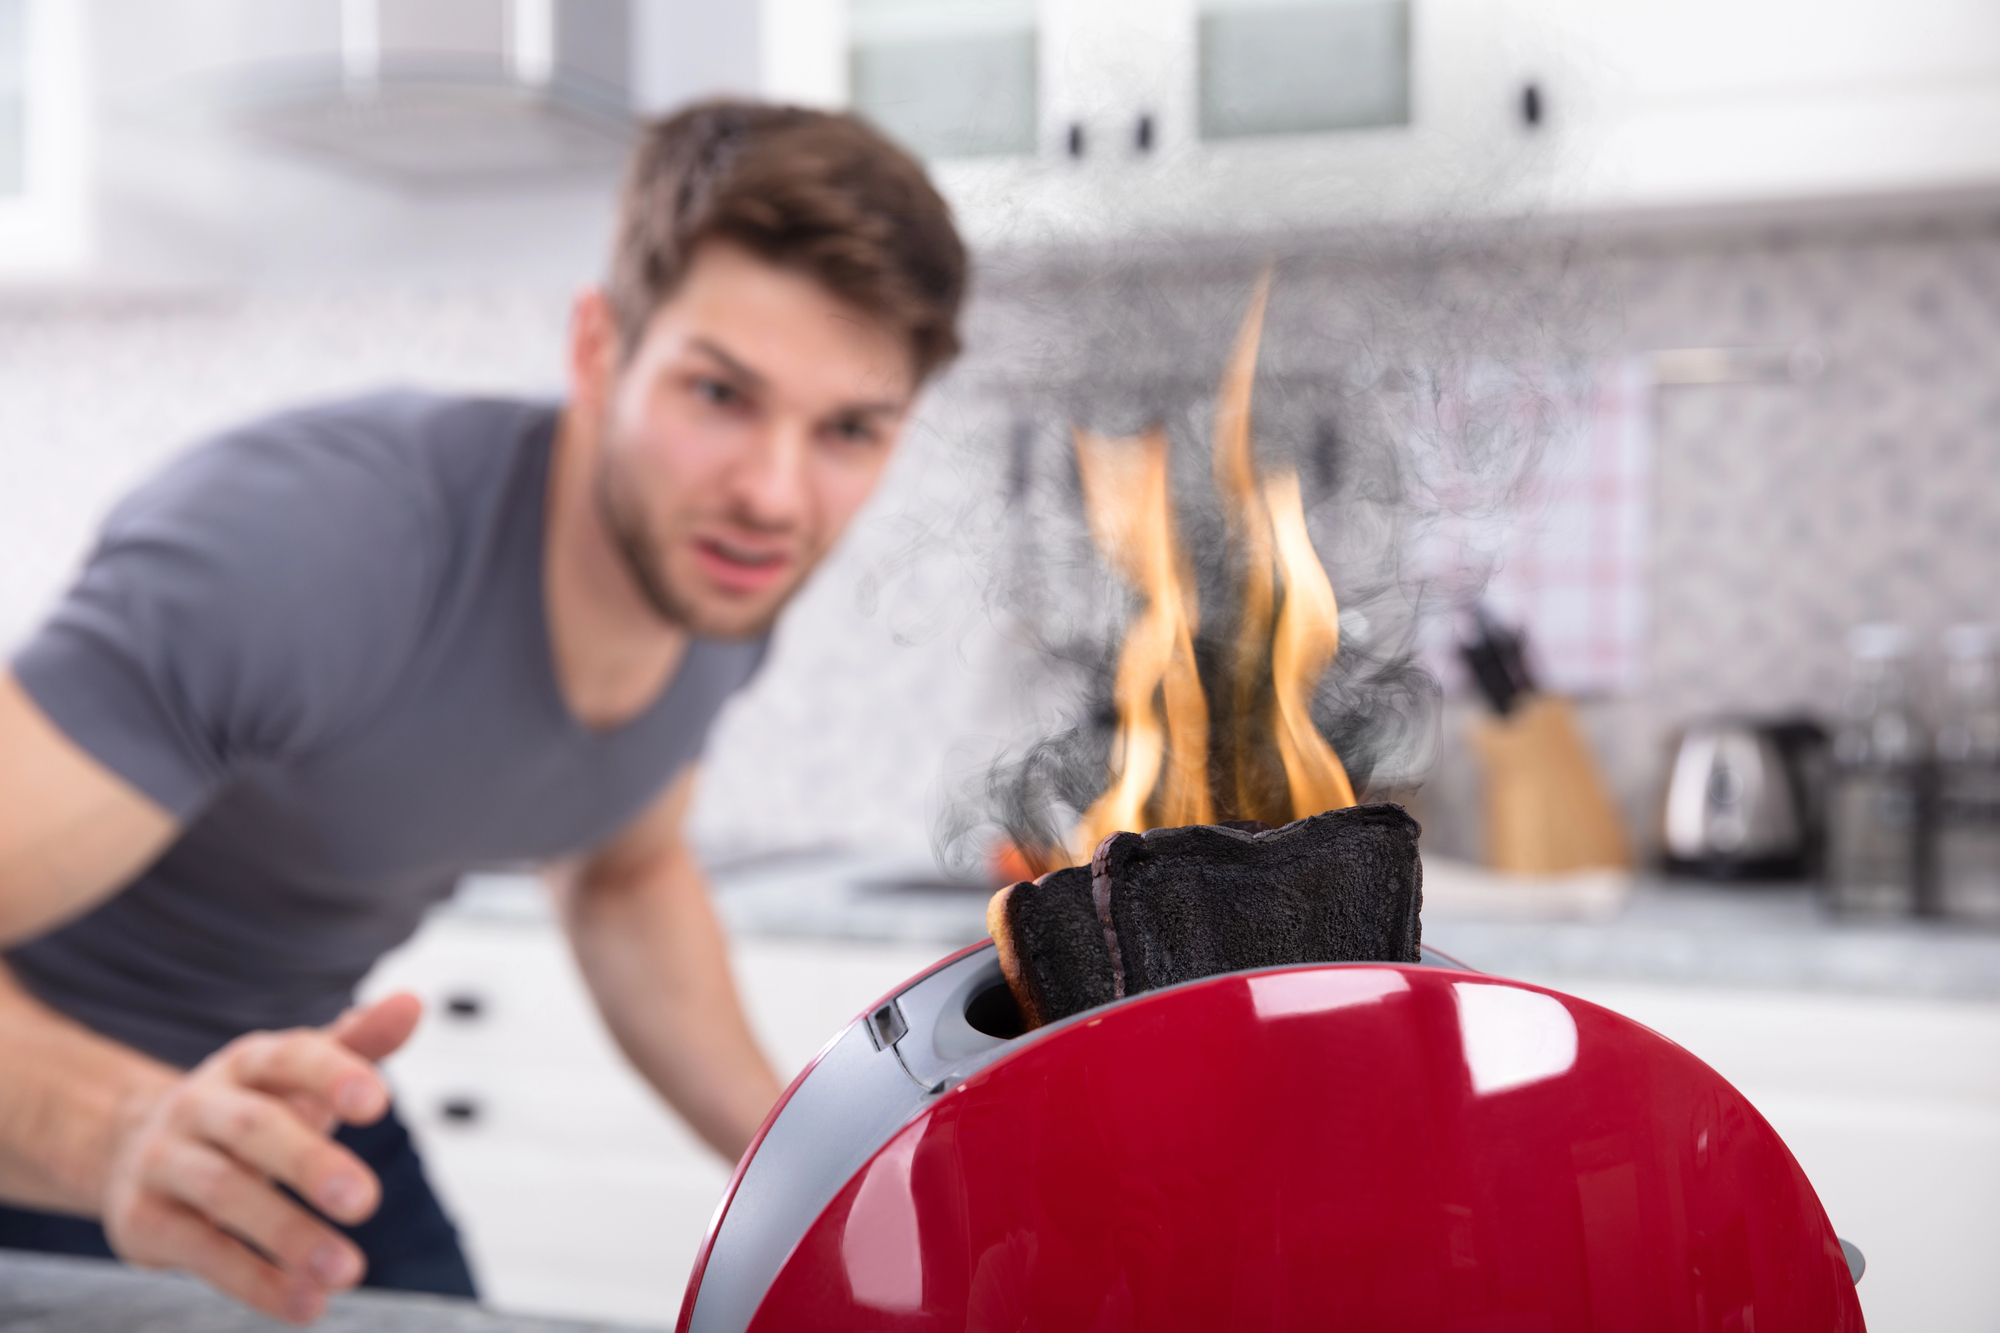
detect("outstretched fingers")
[148,1136,364,1289]
[120,1191,333,1326]
[182,1082,378,1225]
[98,999,430,1327]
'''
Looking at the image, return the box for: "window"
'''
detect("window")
[1199,0,1410,140]
[0,0,88,276]
[849,0,1036,160]
[0,0,23,196]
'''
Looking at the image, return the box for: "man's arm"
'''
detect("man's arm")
[0,671,415,1324]
[0,668,183,1209]
[554,765,783,1162]
[0,672,179,947]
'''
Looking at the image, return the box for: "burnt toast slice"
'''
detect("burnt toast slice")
[986,865,1115,1030]
[988,804,1422,1028]
[1099,804,1423,995]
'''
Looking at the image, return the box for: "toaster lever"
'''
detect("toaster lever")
[868,998,947,1095]
[867,1001,909,1050]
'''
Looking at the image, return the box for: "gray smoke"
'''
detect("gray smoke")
[932,223,1606,875]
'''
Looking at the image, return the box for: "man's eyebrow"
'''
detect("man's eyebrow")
[689,337,769,390]
[833,398,910,419]
[691,335,908,417]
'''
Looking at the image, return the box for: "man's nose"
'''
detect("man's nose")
[728,425,810,530]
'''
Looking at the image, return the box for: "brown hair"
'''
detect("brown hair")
[608,100,968,383]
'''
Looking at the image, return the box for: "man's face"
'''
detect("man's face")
[584,242,917,640]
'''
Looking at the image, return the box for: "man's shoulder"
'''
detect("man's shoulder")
[12,392,561,803]
[98,390,559,609]
[81,389,561,745]
[130,390,556,530]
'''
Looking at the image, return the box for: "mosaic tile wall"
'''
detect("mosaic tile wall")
[0,291,573,652]
[1618,221,2000,723]
[937,212,2000,860]
[4,208,1998,865]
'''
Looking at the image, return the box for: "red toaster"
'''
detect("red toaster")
[678,942,1864,1331]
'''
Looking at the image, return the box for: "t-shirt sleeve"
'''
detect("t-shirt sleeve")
[10,413,440,820]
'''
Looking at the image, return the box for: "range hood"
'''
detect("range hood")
[239,0,636,189]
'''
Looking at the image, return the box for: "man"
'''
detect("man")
[0,100,965,1323]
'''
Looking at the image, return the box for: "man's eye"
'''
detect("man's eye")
[694,377,741,407]
[828,417,880,446]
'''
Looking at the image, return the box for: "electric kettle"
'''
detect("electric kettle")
[1662,717,1826,878]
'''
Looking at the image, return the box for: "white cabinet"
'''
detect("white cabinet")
[806,0,2000,244]
[743,0,1536,244]
[360,908,731,1324]
[1525,0,2000,214]
[925,0,1542,245]
[357,897,950,1326]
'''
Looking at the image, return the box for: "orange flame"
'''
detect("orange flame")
[1069,425,1212,861]
[1213,271,1278,819]
[1052,272,1352,868]
[1265,468,1358,814]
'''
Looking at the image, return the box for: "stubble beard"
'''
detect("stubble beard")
[592,452,790,641]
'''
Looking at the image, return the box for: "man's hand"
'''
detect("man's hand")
[100,993,422,1325]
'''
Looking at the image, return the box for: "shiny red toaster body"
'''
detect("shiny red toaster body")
[678,943,1863,1331]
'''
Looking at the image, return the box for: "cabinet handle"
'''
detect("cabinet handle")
[444,992,484,1020]
[440,1096,483,1125]
[1520,82,1544,129]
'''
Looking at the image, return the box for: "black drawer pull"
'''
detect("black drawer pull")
[444,992,484,1020]
[439,1096,482,1125]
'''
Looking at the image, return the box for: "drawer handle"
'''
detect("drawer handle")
[439,1096,483,1125]
[444,992,485,1020]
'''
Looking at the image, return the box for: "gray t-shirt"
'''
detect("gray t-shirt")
[7,391,767,1068]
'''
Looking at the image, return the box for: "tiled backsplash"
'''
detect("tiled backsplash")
[1621,219,2000,725]
[921,212,2000,860]
[5,208,1998,866]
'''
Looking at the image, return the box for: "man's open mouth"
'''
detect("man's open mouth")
[694,536,792,592]
[702,538,785,568]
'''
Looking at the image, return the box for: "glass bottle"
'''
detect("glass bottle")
[1935,625,2000,923]
[1824,623,1923,915]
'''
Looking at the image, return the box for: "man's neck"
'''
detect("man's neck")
[543,405,689,733]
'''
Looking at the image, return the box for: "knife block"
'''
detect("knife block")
[1469,694,1632,874]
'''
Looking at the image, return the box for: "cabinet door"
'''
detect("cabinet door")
[1042,0,1195,160]
[1195,0,1412,142]
[877,0,2000,238]
[929,0,1541,244]
[1525,0,2000,210]
[849,0,1041,158]
[361,913,953,1324]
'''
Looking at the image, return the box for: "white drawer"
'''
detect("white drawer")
[363,918,616,1066]
[384,1053,712,1160]
[355,913,960,1323]
[411,1138,730,1326]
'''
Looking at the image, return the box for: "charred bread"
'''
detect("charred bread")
[988,803,1423,1028]
[986,865,1116,1030]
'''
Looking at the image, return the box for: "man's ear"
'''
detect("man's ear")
[566,288,620,417]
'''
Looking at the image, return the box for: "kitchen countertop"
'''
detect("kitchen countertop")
[448,852,2000,1002]
[1421,876,2000,1000]
[0,1252,643,1333]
